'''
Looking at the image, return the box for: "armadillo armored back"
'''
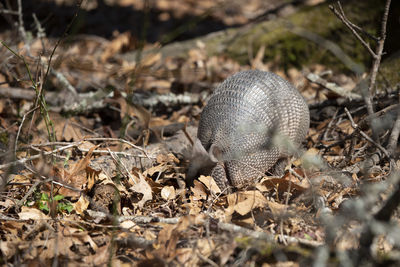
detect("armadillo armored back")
[190,70,309,190]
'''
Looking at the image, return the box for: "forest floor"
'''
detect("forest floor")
[0,0,399,266]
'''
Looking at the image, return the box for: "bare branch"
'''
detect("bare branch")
[368,0,392,99]
[387,99,400,156]
[329,3,376,58]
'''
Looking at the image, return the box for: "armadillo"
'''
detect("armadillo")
[187,70,310,191]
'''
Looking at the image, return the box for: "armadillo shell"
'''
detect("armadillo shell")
[197,70,309,186]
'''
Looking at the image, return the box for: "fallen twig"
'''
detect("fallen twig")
[0,143,79,170]
[306,72,361,100]
[117,214,322,247]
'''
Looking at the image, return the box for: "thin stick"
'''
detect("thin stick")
[387,98,400,156]
[329,0,392,142]
[329,3,376,58]
[0,143,79,170]
[83,137,149,156]
[14,107,40,157]
[367,0,392,105]
[16,0,26,41]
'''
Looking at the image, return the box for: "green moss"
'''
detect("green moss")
[379,54,400,89]
[0,132,8,147]
[235,237,275,256]
[235,236,315,261]
[235,236,253,247]
[223,0,385,73]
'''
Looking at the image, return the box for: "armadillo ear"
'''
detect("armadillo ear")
[208,144,222,163]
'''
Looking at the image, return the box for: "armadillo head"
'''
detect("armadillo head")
[186,138,222,186]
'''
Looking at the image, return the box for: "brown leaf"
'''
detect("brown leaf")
[156,215,200,260]
[53,145,98,197]
[0,241,16,259]
[337,120,355,135]
[197,238,214,257]
[145,80,172,93]
[156,224,175,257]
[161,185,176,200]
[226,190,268,216]
[191,180,208,201]
[130,172,153,208]
[73,195,90,215]
[250,45,266,69]
[259,177,308,198]
[83,243,111,266]
[176,248,198,265]
[144,163,169,177]
[157,153,179,164]
[198,175,221,194]
[37,113,84,142]
[141,52,161,67]
[101,31,132,62]
[114,96,152,130]
[18,206,50,220]
[70,144,98,177]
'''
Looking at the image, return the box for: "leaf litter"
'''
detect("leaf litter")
[0,0,399,266]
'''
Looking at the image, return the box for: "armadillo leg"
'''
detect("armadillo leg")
[225,148,281,187]
[211,162,231,193]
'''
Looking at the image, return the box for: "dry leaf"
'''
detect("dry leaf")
[156,153,179,164]
[260,178,307,197]
[101,31,132,62]
[156,224,175,254]
[232,191,268,216]
[83,243,111,266]
[161,185,176,200]
[226,191,268,216]
[144,163,169,177]
[77,141,96,150]
[197,238,214,257]
[130,172,153,208]
[37,113,84,141]
[73,195,90,215]
[145,80,172,92]
[337,120,355,135]
[198,175,221,194]
[9,174,31,184]
[141,52,161,67]
[54,145,98,197]
[120,220,136,229]
[0,240,16,259]
[176,248,198,265]
[18,206,50,220]
[251,45,266,69]
[191,180,208,201]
